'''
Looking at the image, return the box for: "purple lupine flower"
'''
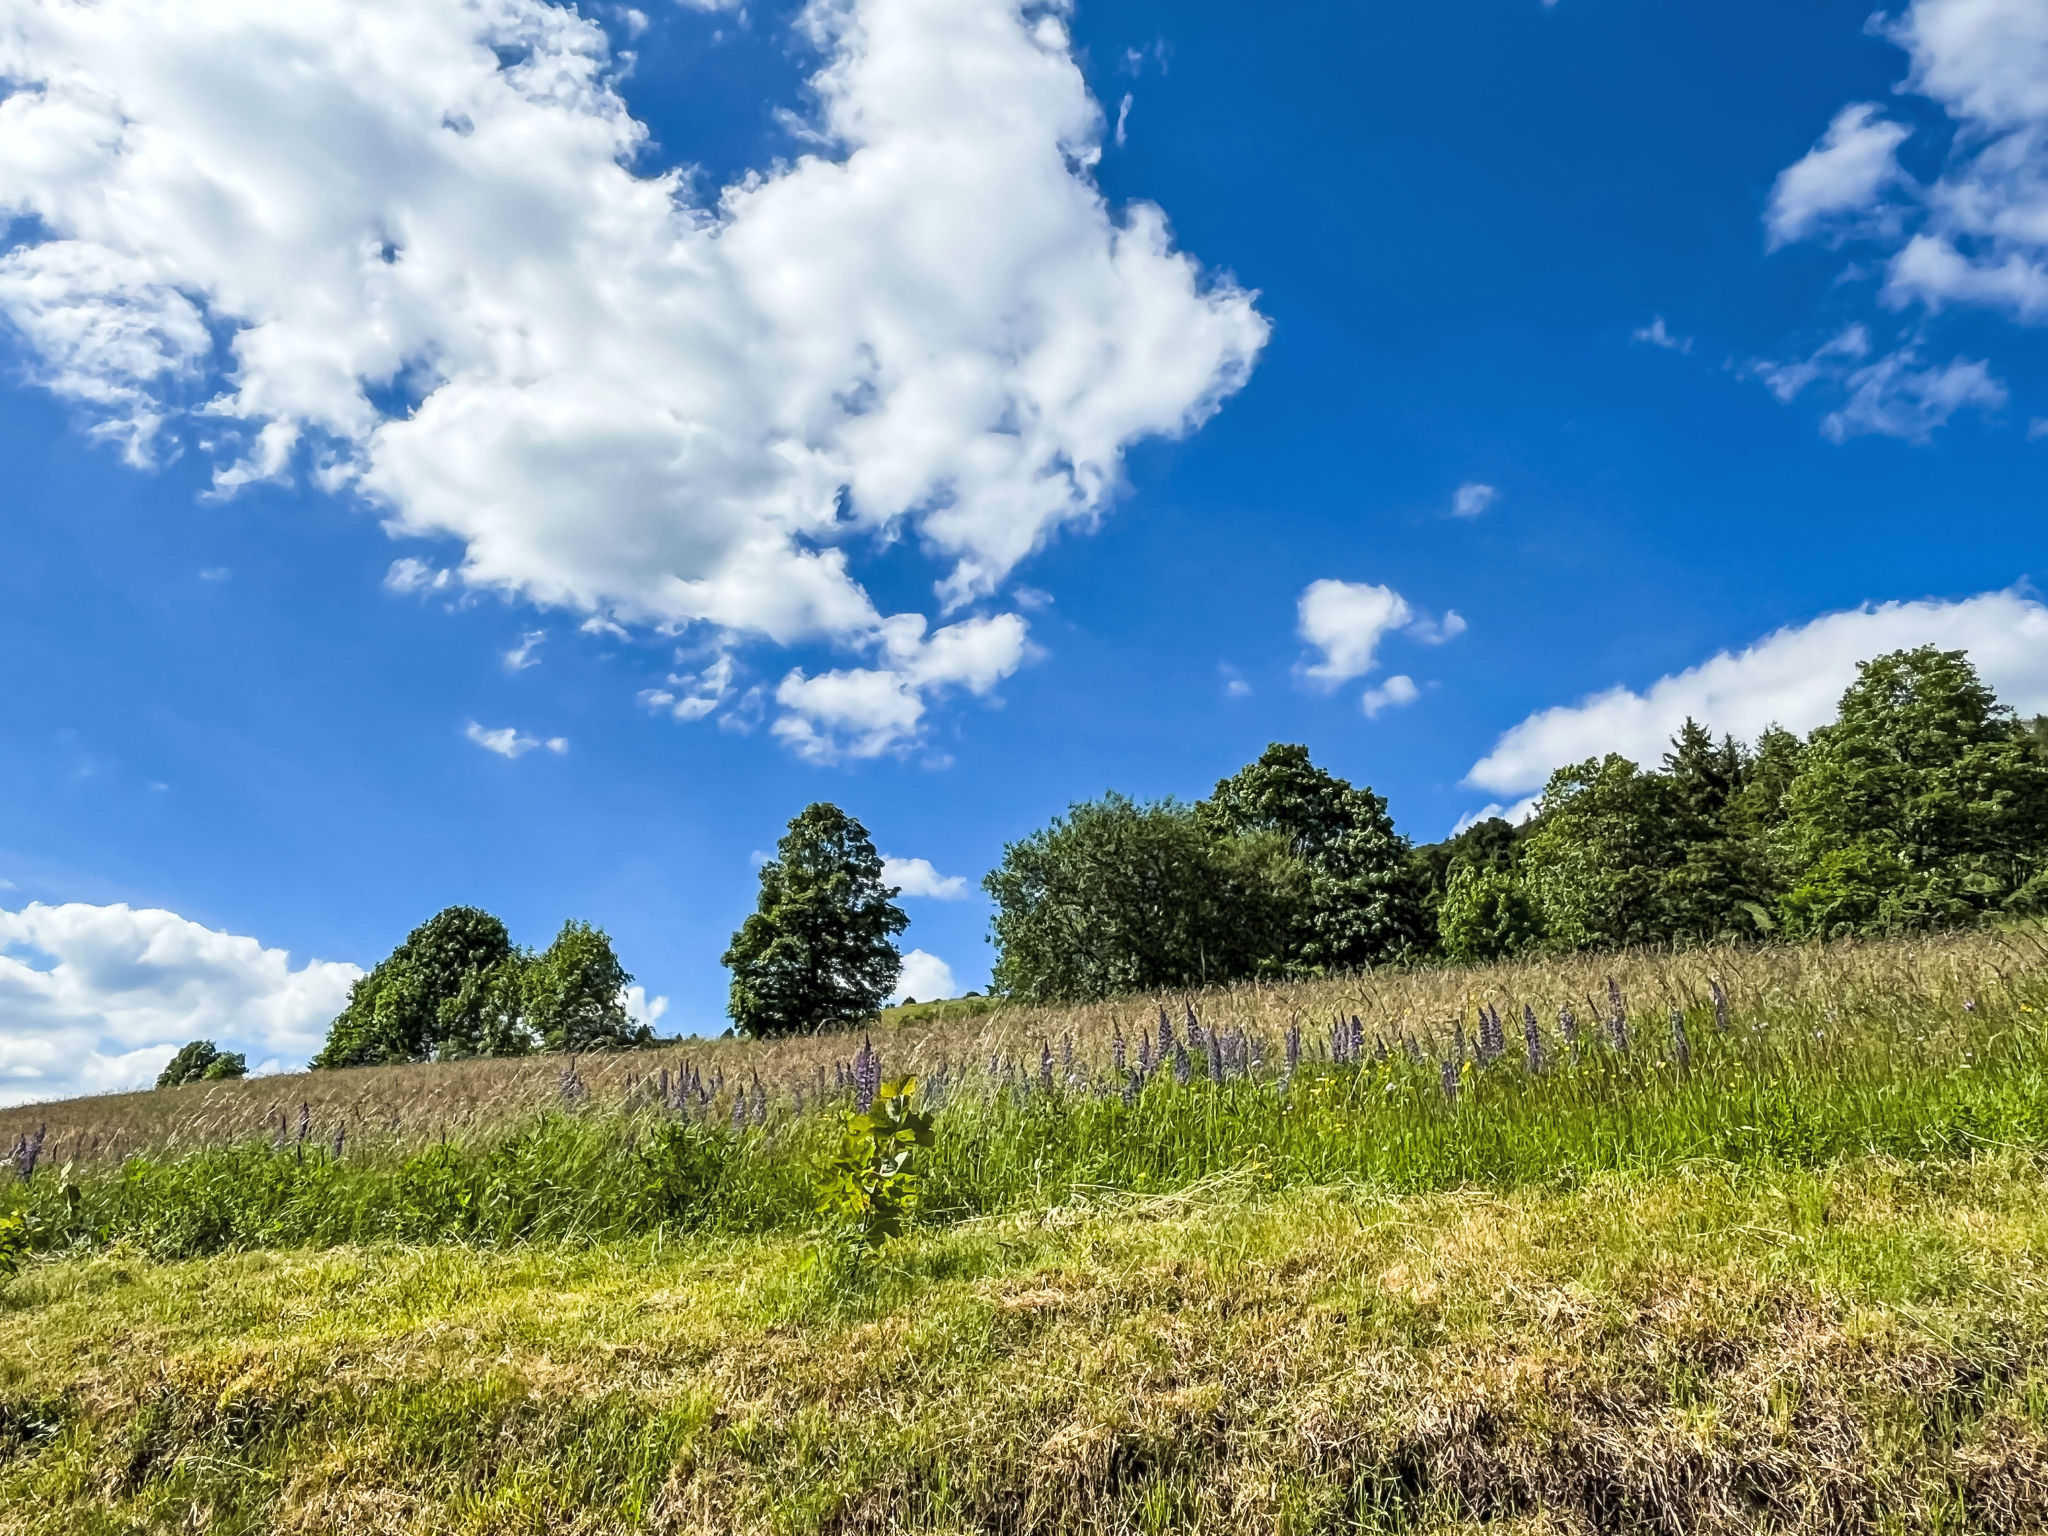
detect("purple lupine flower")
[751,1073,768,1126]
[1559,1003,1580,1065]
[1350,1016,1365,1059]
[1207,1029,1225,1081]
[1453,1019,1467,1067]
[559,1063,588,1103]
[1173,1044,1192,1085]
[1523,1004,1544,1076]
[1186,1002,1203,1048]
[1669,1008,1691,1072]
[1439,1058,1459,1106]
[296,1102,311,1145]
[1329,1016,1347,1065]
[855,1037,880,1112]
[13,1124,46,1181]
[1249,1035,1265,1074]
[1122,1071,1139,1108]
[331,1122,346,1160]
[1137,1031,1155,1075]
[731,1091,748,1131]
[1284,1022,1302,1077]
[1477,1005,1504,1064]
[1606,979,1629,1051]
[1158,1006,1174,1062]
[1710,978,1730,1032]
[1039,1040,1055,1096]
[1112,1027,1127,1074]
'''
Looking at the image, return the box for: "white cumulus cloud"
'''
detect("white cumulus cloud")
[1297,579,1462,709]
[1765,103,1911,249]
[881,856,969,899]
[890,948,957,1004]
[0,901,362,1107]
[1762,1,2048,436]
[1360,674,1418,719]
[0,0,1267,760]
[1464,588,2048,801]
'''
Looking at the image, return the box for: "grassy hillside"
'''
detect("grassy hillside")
[4,928,2048,1531]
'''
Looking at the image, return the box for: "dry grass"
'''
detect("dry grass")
[5,926,2040,1167]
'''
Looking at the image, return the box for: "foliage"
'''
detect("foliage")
[985,793,1303,1003]
[0,1210,25,1281]
[724,803,908,1037]
[314,908,651,1067]
[818,1077,935,1254]
[154,1041,246,1089]
[524,922,648,1052]
[314,906,516,1067]
[1775,646,2048,937]
[1435,866,1544,962]
[1201,743,1426,972]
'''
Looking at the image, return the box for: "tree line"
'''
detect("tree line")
[985,645,2048,1002]
[233,641,2044,1079]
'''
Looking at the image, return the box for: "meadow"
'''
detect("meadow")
[4,927,2048,1532]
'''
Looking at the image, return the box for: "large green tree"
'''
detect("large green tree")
[1775,647,2048,936]
[525,921,648,1052]
[986,793,1305,1004]
[1519,754,1684,951]
[723,803,908,1036]
[1200,743,1425,972]
[314,906,527,1067]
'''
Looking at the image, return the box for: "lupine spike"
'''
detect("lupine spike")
[1207,1029,1225,1081]
[1350,1016,1365,1058]
[1121,1072,1138,1108]
[1173,1044,1192,1085]
[1670,1008,1692,1072]
[1605,979,1630,1052]
[1039,1040,1055,1095]
[1138,1032,1155,1075]
[732,1092,747,1131]
[1186,1001,1202,1044]
[1710,978,1730,1031]
[1158,1006,1174,1060]
[1285,1022,1302,1076]
[296,1102,311,1144]
[751,1078,768,1126]
[1112,1026,1127,1074]
[1439,1057,1460,1105]
[1522,1004,1544,1075]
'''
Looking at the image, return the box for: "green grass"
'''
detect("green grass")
[5,932,2048,1530]
[6,1156,2048,1533]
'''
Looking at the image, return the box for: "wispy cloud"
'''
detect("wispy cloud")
[1450,482,1498,519]
[465,721,568,758]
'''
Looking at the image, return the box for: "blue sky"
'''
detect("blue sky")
[1,0,2044,1102]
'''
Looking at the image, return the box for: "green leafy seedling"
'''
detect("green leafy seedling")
[819,1077,935,1256]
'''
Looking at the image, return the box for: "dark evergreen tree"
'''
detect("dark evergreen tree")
[724,803,908,1036]
[1658,719,1769,942]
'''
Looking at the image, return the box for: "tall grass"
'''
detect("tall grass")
[6,926,2046,1260]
